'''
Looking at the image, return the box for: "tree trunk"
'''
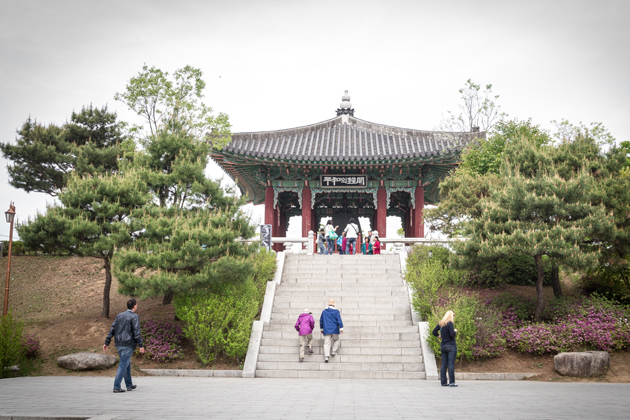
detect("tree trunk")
[162,292,174,305]
[534,254,545,322]
[102,258,112,318]
[551,265,562,299]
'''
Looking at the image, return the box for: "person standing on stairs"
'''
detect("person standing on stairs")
[432,310,458,387]
[324,220,338,255]
[317,229,326,255]
[343,217,360,255]
[295,309,315,362]
[320,299,344,363]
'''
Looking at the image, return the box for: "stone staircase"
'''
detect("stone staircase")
[255,253,426,379]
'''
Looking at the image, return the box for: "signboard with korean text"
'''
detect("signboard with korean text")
[320,175,367,188]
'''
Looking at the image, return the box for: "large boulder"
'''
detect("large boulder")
[57,352,117,371]
[554,351,610,377]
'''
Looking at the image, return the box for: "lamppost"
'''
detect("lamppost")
[3,202,15,317]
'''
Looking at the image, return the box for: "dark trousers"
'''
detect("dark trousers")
[440,345,457,385]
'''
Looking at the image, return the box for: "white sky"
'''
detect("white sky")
[1,0,629,241]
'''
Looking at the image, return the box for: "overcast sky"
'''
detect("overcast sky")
[1,0,629,241]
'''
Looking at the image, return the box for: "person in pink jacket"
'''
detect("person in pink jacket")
[295,309,315,362]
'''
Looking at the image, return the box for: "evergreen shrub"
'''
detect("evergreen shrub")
[406,245,463,321]
[0,313,25,378]
[175,249,276,365]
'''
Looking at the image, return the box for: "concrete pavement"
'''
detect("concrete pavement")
[1,376,629,419]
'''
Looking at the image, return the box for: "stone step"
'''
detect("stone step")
[267,320,415,327]
[260,338,421,348]
[272,309,411,317]
[275,284,407,292]
[270,313,412,322]
[282,267,400,278]
[281,278,403,284]
[257,361,424,372]
[258,346,422,356]
[287,254,398,260]
[274,289,409,297]
[283,264,400,271]
[262,331,420,340]
[263,324,419,333]
[273,293,409,301]
[272,299,410,307]
[255,370,426,379]
[258,353,422,363]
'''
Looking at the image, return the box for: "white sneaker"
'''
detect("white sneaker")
[331,352,337,356]
[325,357,329,363]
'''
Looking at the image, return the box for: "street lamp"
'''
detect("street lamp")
[3,202,15,317]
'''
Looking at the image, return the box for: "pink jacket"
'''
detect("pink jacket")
[295,313,315,335]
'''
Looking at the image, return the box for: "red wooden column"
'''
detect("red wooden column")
[376,185,387,239]
[273,206,286,252]
[404,210,410,238]
[302,184,312,238]
[413,186,425,238]
[264,185,274,226]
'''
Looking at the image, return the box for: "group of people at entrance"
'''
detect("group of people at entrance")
[317,219,381,255]
[294,299,343,363]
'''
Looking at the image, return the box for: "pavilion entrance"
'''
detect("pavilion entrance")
[210,91,482,251]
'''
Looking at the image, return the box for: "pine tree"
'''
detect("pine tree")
[113,206,256,299]
[454,136,615,320]
[17,170,149,318]
[114,65,241,306]
[0,105,128,196]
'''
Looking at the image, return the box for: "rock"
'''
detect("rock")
[554,351,610,377]
[57,352,117,371]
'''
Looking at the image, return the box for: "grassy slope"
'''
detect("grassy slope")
[0,256,236,377]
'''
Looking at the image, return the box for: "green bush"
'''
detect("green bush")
[427,294,478,362]
[406,245,463,321]
[2,241,25,256]
[461,253,552,287]
[408,259,446,321]
[174,249,276,365]
[0,313,26,378]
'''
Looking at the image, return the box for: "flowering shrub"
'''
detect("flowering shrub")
[141,318,183,363]
[503,297,630,354]
[22,335,40,359]
[471,305,506,359]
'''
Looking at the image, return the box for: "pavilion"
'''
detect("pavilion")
[211,92,482,250]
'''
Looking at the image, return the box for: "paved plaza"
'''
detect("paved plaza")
[1,377,629,419]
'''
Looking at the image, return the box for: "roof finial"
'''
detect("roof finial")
[336,90,354,117]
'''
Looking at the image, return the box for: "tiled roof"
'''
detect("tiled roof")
[222,116,480,162]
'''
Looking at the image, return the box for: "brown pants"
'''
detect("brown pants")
[299,334,313,358]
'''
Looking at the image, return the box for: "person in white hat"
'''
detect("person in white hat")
[320,299,344,363]
[294,308,315,362]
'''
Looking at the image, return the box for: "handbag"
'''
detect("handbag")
[328,231,338,240]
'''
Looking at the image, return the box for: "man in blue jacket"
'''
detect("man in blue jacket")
[320,298,344,363]
[103,299,145,393]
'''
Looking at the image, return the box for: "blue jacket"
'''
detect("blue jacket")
[320,306,343,335]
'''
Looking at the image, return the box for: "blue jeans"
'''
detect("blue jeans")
[326,238,335,255]
[346,238,356,254]
[440,344,457,385]
[318,243,326,254]
[114,346,134,390]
